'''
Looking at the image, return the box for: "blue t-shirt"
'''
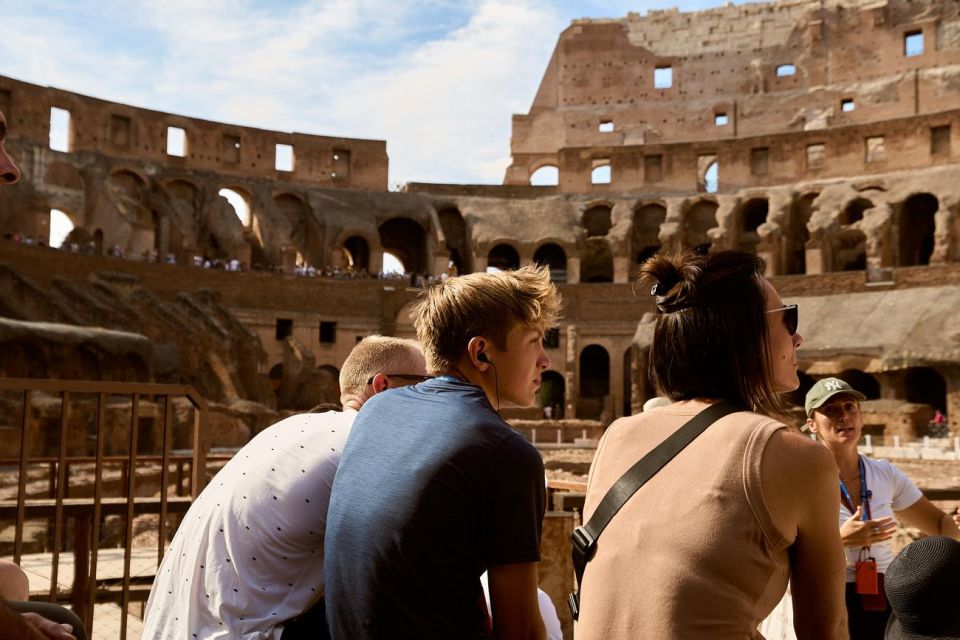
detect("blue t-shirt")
[324,377,546,639]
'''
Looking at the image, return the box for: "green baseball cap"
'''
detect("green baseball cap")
[804,377,866,417]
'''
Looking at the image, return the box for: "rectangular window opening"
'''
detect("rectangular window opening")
[714,113,728,126]
[931,125,951,156]
[841,99,855,112]
[654,66,673,89]
[110,115,131,147]
[865,136,886,163]
[222,134,241,163]
[276,143,294,172]
[591,160,611,185]
[320,321,337,344]
[644,155,662,182]
[904,30,924,57]
[332,149,351,180]
[806,143,825,170]
[776,64,796,77]
[275,318,293,341]
[49,107,71,152]
[166,126,187,157]
[750,147,769,176]
[598,120,614,133]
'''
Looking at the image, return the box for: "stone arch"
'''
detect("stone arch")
[533,243,567,282]
[379,217,427,274]
[840,198,873,226]
[684,199,719,253]
[343,235,371,272]
[219,186,253,227]
[268,363,284,394]
[784,192,817,275]
[579,344,610,420]
[898,193,938,267]
[837,369,880,400]
[48,208,78,248]
[736,198,768,255]
[539,370,565,416]
[904,367,946,412]
[582,204,613,237]
[437,206,471,275]
[529,165,559,186]
[632,202,666,264]
[487,243,520,272]
[275,193,319,267]
[581,238,613,283]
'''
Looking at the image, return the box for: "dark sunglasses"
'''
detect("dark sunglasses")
[366,373,434,385]
[765,304,798,336]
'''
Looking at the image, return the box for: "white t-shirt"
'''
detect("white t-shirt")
[839,456,923,580]
[143,409,357,639]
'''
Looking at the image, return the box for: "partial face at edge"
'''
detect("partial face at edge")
[762,279,803,393]
[0,111,21,185]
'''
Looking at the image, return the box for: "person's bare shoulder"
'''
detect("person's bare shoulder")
[761,426,837,535]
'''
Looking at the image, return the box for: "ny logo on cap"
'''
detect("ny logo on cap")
[823,380,844,391]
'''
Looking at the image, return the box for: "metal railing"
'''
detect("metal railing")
[0,378,209,639]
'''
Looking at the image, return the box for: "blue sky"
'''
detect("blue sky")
[4,0,765,186]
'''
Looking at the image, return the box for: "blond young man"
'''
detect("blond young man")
[143,336,427,640]
[324,266,562,640]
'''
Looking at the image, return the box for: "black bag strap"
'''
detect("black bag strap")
[567,400,744,620]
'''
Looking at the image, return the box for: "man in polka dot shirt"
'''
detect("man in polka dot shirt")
[143,336,427,639]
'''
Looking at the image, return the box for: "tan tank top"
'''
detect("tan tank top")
[575,400,793,640]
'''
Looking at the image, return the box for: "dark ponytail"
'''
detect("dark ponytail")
[639,250,783,415]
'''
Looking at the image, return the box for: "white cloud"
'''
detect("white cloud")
[0,0,763,185]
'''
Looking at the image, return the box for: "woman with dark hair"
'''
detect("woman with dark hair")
[575,250,848,640]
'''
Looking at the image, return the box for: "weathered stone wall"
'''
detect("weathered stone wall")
[0,75,387,191]
[506,0,960,192]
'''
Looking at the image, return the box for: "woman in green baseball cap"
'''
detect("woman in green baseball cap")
[805,378,960,640]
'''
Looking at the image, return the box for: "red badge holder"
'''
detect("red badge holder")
[856,547,887,611]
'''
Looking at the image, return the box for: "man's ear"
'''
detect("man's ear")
[805,417,816,434]
[371,373,389,394]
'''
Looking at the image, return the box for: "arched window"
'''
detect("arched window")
[49,209,75,248]
[379,217,427,274]
[581,238,613,283]
[530,165,559,186]
[898,194,937,266]
[837,369,880,400]
[487,244,520,272]
[343,236,370,272]
[583,205,612,237]
[540,371,565,417]
[219,188,251,227]
[737,199,768,255]
[579,345,610,420]
[684,200,719,253]
[533,243,567,282]
[904,367,946,412]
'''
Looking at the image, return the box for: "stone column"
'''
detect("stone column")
[613,256,631,284]
[566,256,580,284]
[564,324,578,419]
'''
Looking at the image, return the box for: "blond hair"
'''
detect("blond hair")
[339,335,422,399]
[413,265,562,375]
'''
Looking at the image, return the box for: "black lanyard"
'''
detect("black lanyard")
[839,455,872,520]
